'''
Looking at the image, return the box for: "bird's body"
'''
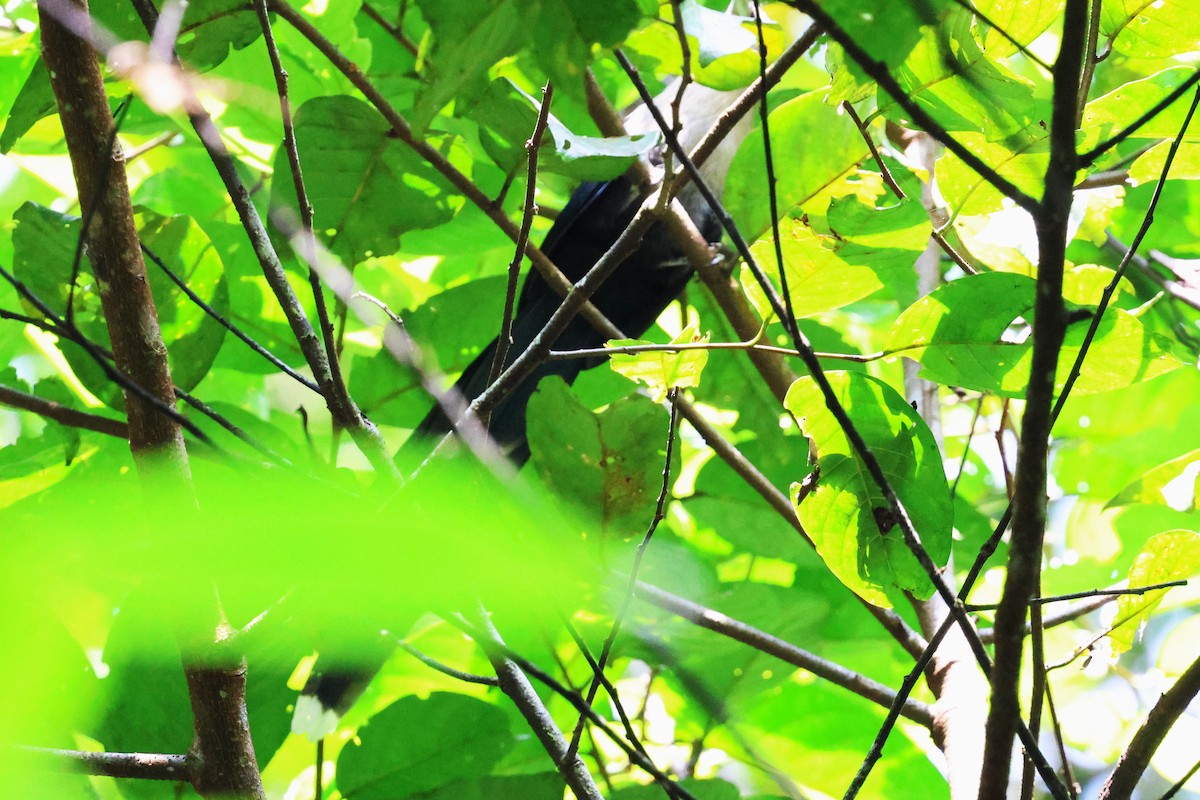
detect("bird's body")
[293,79,752,741]
[414,81,751,463]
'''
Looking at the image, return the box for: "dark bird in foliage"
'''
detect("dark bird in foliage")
[292,79,752,741]
[413,80,752,465]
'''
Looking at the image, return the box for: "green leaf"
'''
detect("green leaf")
[1083,66,1200,148]
[0,59,55,154]
[1109,449,1200,511]
[272,95,462,265]
[613,777,741,800]
[725,90,869,238]
[745,191,932,319]
[543,114,659,181]
[527,377,674,539]
[139,212,230,392]
[337,693,512,800]
[518,0,645,105]
[1110,529,1200,653]
[1129,139,1200,186]
[401,774,564,800]
[974,0,1061,57]
[822,0,949,72]
[935,131,1049,215]
[784,372,951,606]
[349,276,506,427]
[608,323,709,401]
[885,272,1181,397]
[410,0,524,130]
[1101,0,1200,60]
[175,0,263,72]
[94,587,198,800]
[893,16,1044,142]
[678,1,755,67]
[12,202,95,320]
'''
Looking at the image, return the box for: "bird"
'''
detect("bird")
[291,76,753,742]
[412,78,753,465]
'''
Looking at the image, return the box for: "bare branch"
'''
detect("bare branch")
[0,383,127,438]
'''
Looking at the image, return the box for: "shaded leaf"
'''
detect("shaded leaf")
[272,95,462,265]
[337,693,511,800]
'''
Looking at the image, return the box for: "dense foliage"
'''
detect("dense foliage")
[1,1,1199,799]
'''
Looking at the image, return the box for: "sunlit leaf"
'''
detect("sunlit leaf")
[886,272,1181,396]
[1110,529,1200,653]
[785,372,951,606]
[1109,449,1200,511]
[1101,0,1200,60]
[725,90,870,238]
[974,0,1060,57]
[608,323,709,401]
[0,60,54,154]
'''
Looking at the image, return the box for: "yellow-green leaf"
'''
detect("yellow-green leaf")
[1110,530,1200,653]
[608,324,710,401]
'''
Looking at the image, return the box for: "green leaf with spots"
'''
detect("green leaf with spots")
[527,377,674,539]
[785,372,951,606]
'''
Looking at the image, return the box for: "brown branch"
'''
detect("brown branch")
[128,0,394,476]
[268,0,619,340]
[467,610,604,800]
[252,0,348,420]
[485,81,554,423]
[635,581,936,728]
[0,383,128,438]
[784,0,1040,215]
[1100,654,1200,800]
[184,661,266,799]
[38,0,189,476]
[979,3,1089,796]
[17,746,190,782]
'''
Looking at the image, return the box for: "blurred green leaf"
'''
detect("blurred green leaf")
[0,60,54,155]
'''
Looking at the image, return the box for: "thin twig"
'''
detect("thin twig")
[1080,66,1200,167]
[140,243,320,393]
[635,581,936,727]
[785,0,1041,214]
[452,614,701,800]
[253,0,348,418]
[0,263,210,444]
[484,82,554,427]
[395,639,499,686]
